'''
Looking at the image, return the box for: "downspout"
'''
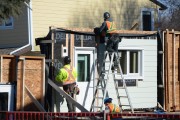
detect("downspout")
[10,1,33,55]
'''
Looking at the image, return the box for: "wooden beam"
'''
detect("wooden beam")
[48,79,89,112]
[172,30,176,111]
[41,57,45,106]
[25,85,46,112]
[66,33,69,51]
[51,30,55,81]
[0,56,2,83]
[70,34,74,67]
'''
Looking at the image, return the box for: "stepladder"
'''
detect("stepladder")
[90,51,134,113]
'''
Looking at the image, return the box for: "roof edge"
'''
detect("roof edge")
[150,0,168,10]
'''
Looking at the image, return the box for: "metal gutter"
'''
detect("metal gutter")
[149,0,168,10]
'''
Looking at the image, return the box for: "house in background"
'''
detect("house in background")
[1,0,174,113]
[0,0,167,53]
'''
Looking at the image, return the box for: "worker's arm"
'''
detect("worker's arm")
[99,21,106,34]
[56,69,67,83]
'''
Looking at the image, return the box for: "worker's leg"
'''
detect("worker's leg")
[106,39,114,52]
[63,84,74,112]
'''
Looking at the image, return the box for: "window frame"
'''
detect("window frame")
[0,84,14,111]
[0,17,14,29]
[74,47,95,83]
[117,47,144,80]
[140,8,154,31]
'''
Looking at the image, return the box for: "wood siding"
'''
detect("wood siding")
[32,0,159,51]
[107,38,157,109]
[0,6,29,48]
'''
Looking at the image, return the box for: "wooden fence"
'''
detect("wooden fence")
[0,55,45,111]
[163,30,180,111]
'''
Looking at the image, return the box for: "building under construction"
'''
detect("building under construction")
[0,27,180,119]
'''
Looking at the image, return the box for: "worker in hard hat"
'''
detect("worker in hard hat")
[99,12,121,52]
[104,97,120,113]
[104,97,121,120]
[94,12,121,73]
[56,56,79,112]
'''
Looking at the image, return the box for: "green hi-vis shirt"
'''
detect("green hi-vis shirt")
[56,64,77,84]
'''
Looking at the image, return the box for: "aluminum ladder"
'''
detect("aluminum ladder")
[90,51,134,113]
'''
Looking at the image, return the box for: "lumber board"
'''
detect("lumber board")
[48,79,89,112]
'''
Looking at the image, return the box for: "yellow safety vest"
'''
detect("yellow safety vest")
[56,64,77,85]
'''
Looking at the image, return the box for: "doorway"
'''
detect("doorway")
[74,47,95,111]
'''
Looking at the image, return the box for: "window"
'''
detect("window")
[77,54,90,82]
[74,47,95,83]
[0,85,14,112]
[0,17,14,29]
[141,8,154,31]
[117,48,144,79]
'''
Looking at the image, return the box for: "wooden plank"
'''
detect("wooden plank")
[51,30,55,81]
[41,57,45,106]
[70,34,74,66]
[66,33,69,51]
[48,79,89,112]
[0,56,2,82]
[172,31,176,111]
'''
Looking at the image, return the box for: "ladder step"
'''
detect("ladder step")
[95,87,105,90]
[93,106,102,108]
[118,96,128,98]
[120,105,131,107]
[95,97,104,99]
[117,87,125,89]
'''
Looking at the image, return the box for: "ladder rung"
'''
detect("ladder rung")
[117,87,125,89]
[95,97,104,99]
[93,106,102,108]
[120,105,131,107]
[118,96,128,98]
[98,77,107,80]
[95,87,105,90]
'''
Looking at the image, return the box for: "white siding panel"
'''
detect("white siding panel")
[105,38,157,109]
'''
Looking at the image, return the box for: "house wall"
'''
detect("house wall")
[107,38,157,109]
[32,0,159,51]
[0,6,29,48]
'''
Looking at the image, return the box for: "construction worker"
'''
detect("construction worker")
[104,97,121,120]
[94,12,121,73]
[99,12,121,52]
[56,56,78,112]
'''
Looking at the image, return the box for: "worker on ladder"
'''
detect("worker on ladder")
[94,12,121,73]
[56,56,79,112]
[104,97,121,120]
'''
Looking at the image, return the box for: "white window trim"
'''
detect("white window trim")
[118,47,144,80]
[74,47,96,82]
[140,8,154,31]
[0,17,14,29]
[0,84,14,111]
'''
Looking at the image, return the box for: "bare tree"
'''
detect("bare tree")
[0,0,30,21]
[160,0,180,30]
